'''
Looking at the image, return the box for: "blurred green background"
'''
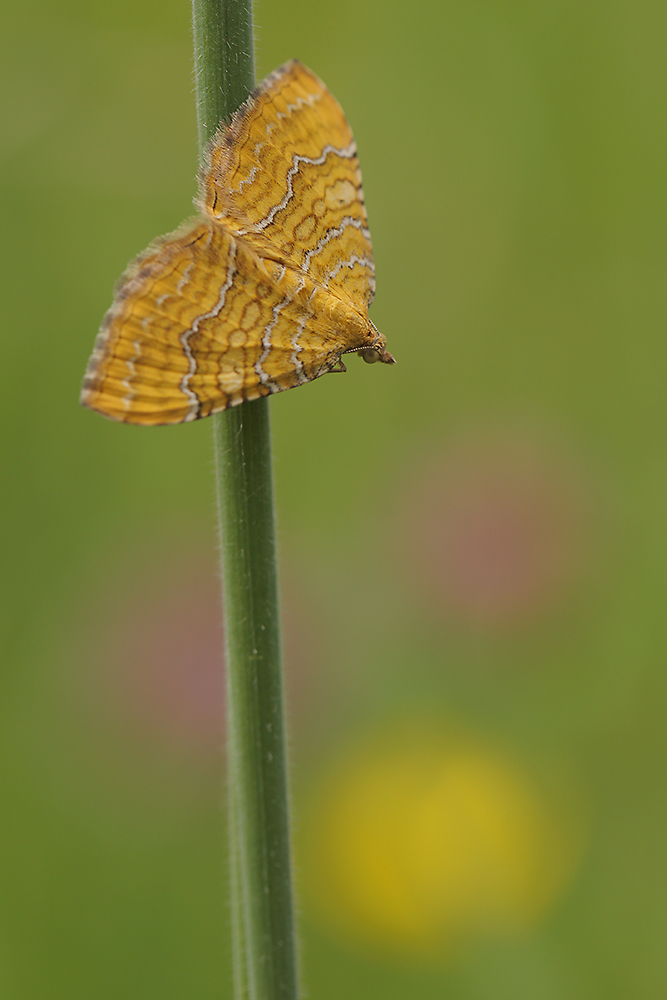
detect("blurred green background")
[2,0,667,996]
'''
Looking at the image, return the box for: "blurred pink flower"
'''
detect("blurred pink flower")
[403,430,589,627]
[78,543,322,752]
[108,553,226,752]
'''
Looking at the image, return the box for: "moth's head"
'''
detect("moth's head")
[358,321,396,365]
[358,345,396,365]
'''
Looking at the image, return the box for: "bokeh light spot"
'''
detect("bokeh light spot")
[302,724,586,959]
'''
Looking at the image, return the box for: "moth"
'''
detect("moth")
[81,60,394,425]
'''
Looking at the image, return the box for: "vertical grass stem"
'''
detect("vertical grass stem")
[190,2,299,996]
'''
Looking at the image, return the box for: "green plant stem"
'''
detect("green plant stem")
[190,2,299,998]
[191,0,255,146]
[214,402,298,1000]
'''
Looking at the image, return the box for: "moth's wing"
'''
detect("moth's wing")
[80,220,269,425]
[199,60,376,311]
[237,260,374,394]
[81,219,366,425]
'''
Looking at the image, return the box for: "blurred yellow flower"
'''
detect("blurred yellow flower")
[301,724,586,958]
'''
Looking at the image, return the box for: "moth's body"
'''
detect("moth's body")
[81,60,394,426]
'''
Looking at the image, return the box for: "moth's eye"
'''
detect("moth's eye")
[359,348,381,364]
